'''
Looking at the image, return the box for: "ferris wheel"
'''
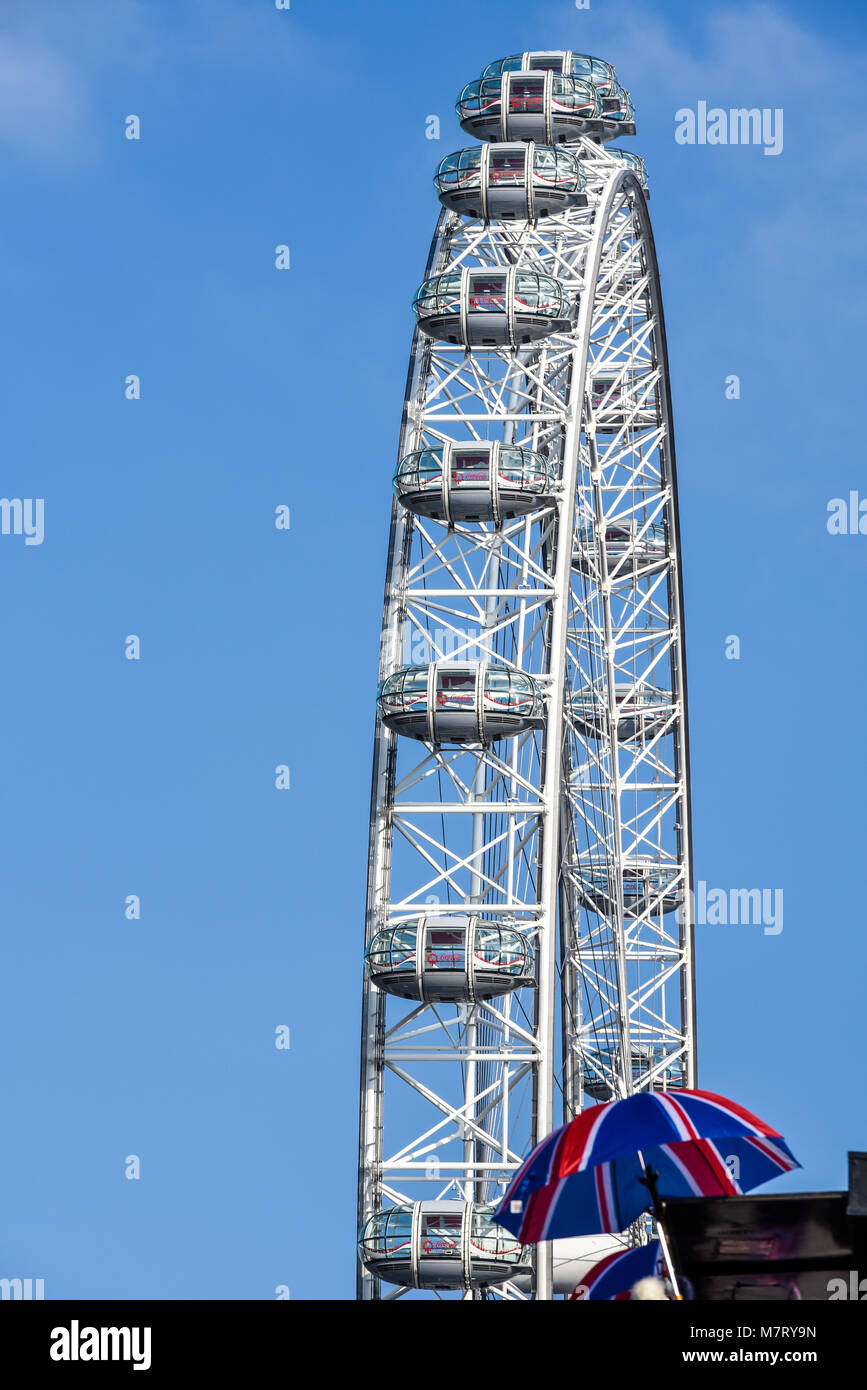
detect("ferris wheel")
[356,49,695,1300]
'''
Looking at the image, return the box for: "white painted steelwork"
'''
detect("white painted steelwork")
[358,57,694,1301]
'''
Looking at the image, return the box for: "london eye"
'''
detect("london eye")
[357,48,695,1300]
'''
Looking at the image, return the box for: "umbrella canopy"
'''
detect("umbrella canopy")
[569,1245,664,1295]
[569,1240,662,1300]
[495,1088,800,1243]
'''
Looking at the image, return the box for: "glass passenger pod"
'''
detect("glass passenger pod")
[457,72,602,144]
[607,247,647,294]
[572,683,674,740]
[482,51,618,98]
[476,55,635,138]
[358,1201,531,1291]
[599,82,637,137]
[572,519,667,576]
[377,661,544,745]
[576,856,683,916]
[365,916,535,1003]
[590,372,659,430]
[393,442,556,524]
[582,1044,686,1102]
[608,148,649,192]
[434,142,587,221]
[413,266,571,349]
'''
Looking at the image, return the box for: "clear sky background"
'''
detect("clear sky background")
[0,0,864,1300]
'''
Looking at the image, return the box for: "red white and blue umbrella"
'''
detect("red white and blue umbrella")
[569,1239,662,1300]
[495,1088,800,1244]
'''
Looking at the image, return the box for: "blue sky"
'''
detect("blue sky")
[0,0,864,1300]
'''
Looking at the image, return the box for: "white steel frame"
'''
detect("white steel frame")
[357,137,695,1301]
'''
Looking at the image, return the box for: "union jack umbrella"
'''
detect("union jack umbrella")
[568,1240,662,1300]
[494,1088,800,1296]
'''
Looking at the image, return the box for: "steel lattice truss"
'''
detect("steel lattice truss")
[358,137,695,1300]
